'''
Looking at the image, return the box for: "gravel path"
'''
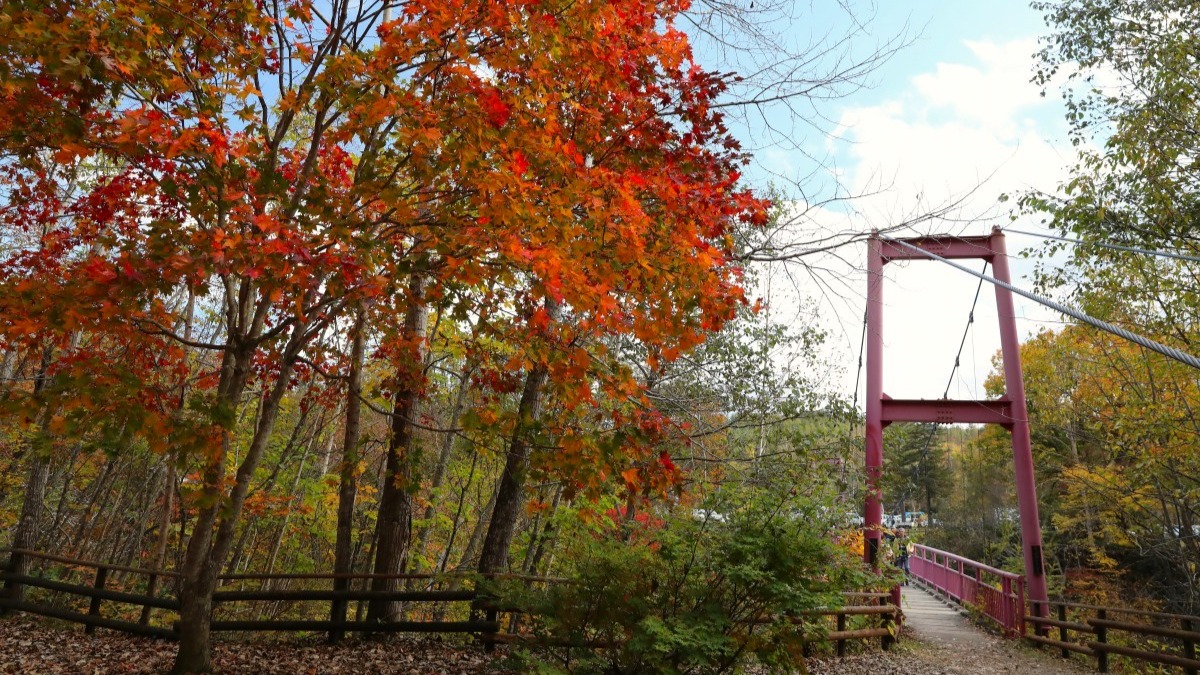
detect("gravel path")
[807,635,1093,675]
[808,586,1093,675]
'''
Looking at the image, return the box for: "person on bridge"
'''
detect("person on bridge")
[895,528,911,584]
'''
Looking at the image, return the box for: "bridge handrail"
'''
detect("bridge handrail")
[909,545,1200,671]
[909,544,1021,581]
[908,543,1024,637]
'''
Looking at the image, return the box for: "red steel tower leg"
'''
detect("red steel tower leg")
[990,230,1050,621]
[864,236,884,565]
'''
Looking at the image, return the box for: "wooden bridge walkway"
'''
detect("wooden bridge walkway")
[902,585,991,648]
[899,584,1090,674]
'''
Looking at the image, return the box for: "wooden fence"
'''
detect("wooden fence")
[0,548,495,641]
[481,590,903,655]
[1025,599,1200,674]
[1,548,902,657]
[812,591,902,655]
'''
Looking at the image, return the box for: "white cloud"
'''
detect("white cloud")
[837,38,1068,214]
[911,39,1044,134]
[769,38,1079,403]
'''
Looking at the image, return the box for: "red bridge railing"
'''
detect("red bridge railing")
[909,543,1025,637]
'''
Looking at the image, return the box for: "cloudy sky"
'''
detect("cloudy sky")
[708,0,1080,405]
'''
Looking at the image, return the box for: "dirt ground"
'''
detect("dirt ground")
[807,630,1095,675]
[0,615,1096,674]
[0,617,506,674]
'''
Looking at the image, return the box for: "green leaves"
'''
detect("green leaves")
[1031,0,1200,253]
[501,483,876,674]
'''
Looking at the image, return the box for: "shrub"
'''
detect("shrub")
[498,496,884,674]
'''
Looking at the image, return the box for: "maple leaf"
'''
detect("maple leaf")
[479,87,510,128]
[510,149,529,176]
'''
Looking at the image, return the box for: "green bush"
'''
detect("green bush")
[499,497,885,674]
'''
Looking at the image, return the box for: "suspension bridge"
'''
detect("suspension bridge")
[859,229,1200,674]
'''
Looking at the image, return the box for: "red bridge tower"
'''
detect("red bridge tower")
[863,229,1049,617]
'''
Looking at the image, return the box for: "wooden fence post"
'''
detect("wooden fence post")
[329,577,348,643]
[473,577,498,653]
[1058,604,1068,658]
[881,599,894,652]
[484,604,498,653]
[1095,608,1108,674]
[1,550,23,613]
[85,566,108,634]
[1183,618,1196,675]
[890,585,903,632]
[836,612,846,657]
[139,573,158,626]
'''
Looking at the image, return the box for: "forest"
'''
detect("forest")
[2,0,1200,673]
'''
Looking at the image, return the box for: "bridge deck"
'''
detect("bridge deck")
[897,584,1091,674]
[902,584,994,648]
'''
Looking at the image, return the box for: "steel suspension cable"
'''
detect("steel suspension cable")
[1003,227,1200,265]
[847,312,868,501]
[852,311,867,412]
[882,236,1200,371]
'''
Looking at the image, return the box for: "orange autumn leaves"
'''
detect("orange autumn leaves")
[0,0,765,499]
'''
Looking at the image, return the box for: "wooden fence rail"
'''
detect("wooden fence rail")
[0,548,493,642]
[2,548,901,657]
[803,600,902,655]
[1025,599,1200,674]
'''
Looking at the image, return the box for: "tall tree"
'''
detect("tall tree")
[368,274,427,622]
[2,0,765,669]
[1028,0,1200,332]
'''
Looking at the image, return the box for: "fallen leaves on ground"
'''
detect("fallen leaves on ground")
[0,616,1095,674]
[0,617,511,674]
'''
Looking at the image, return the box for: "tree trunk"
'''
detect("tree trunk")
[172,343,253,674]
[434,447,480,578]
[331,307,367,639]
[477,363,550,575]
[412,362,471,569]
[0,347,15,384]
[71,455,118,558]
[46,444,82,552]
[431,453,485,622]
[93,466,136,562]
[4,345,55,605]
[172,320,302,674]
[456,478,498,572]
[368,274,427,622]
[264,435,317,581]
[144,286,190,606]
[141,462,175,617]
[523,485,562,576]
